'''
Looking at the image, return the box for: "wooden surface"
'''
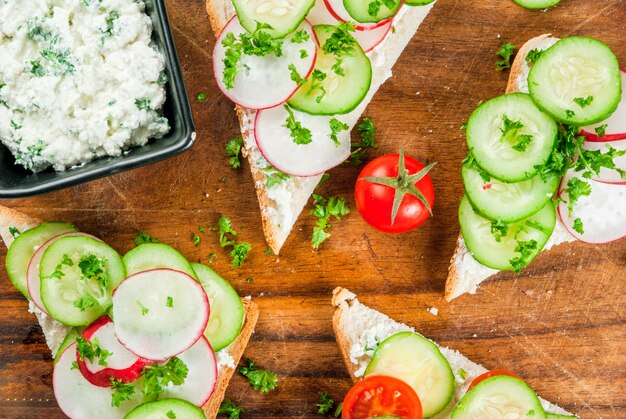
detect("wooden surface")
[1,0,625,417]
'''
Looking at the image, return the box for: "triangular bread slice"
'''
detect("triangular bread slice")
[332,287,576,418]
[445,34,578,302]
[0,205,258,418]
[206,0,436,254]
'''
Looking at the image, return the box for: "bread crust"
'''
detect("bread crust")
[444,34,557,302]
[331,287,360,382]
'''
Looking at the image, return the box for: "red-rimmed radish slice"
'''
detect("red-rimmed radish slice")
[54,343,142,418]
[27,232,100,315]
[255,105,351,176]
[157,336,218,406]
[213,17,318,110]
[307,0,392,52]
[558,169,626,243]
[76,316,149,387]
[323,0,395,30]
[112,269,209,361]
[581,70,626,142]
[581,139,626,185]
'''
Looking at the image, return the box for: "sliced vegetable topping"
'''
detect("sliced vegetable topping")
[580,69,626,142]
[342,375,423,419]
[232,0,316,38]
[125,398,206,419]
[528,37,621,125]
[123,243,198,279]
[343,0,404,24]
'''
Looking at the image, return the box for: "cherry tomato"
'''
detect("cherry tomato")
[342,375,422,419]
[467,370,524,392]
[355,152,435,233]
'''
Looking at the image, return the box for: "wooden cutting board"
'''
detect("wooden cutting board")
[1,0,624,417]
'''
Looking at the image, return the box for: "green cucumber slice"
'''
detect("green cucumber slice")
[40,236,126,326]
[406,0,435,5]
[364,332,454,418]
[459,195,556,271]
[232,0,315,39]
[54,327,84,364]
[462,161,560,223]
[288,24,372,115]
[192,263,244,352]
[451,375,547,419]
[466,93,558,182]
[343,0,402,24]
[6,222,79,299]
[528,37,621,125]
[512,0,560,9]
[125,398,206,418]
[123,243,197,280]
[546,414,579,419]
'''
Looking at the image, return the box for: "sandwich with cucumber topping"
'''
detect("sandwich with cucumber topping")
[206,0,436,254]
[446,34,626,301]
[332,287,579,418]
[0,205,259,418]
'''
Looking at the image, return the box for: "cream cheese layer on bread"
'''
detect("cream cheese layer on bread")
[207,0,435,253]
[332,288,574,418]
[446,35,577,301]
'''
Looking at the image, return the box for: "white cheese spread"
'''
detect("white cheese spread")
[0,0,169,172]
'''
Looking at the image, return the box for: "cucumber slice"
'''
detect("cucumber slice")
[123,243,197,280]
[512,0,560,9]
[451,375,547,419]
[547,414,579,419]
[288,24,372,115]
[466,93,558,182]
[459,195,556,271]
[462,162,560,223]
[6,222,79,299]
[364,332,454,418]
[125,398,206,419]
[343,0,402,24]
[192,263,244,352]
[54,327,84,364]
[232,0,315,39]
[39,236,126,326]
[406,0,434,4]
[528,37,621,125]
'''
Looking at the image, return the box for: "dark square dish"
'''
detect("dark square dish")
[0,0,195,198]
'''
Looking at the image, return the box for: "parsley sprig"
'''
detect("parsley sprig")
[110,377,135,407]
[238,359,278,393]
[283,105,312,144]
[261,165,291,188]
[329,118,349,147]
[76,336,111,367]
[217,216,252,267]
[310,194,350,249]
[219,400,245,418]
[495,42,516,71]
[346,117,378,165]
[226,136,244,169]
[135,232,158,246]
[317,392,335,414]
[142,357,189,398]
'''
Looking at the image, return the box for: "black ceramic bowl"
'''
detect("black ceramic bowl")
[0,1,195,198]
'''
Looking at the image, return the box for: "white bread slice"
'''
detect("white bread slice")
[206,0,435,254]
[332,287,576,418]
[0,205,258,418]
[445,34,577,302]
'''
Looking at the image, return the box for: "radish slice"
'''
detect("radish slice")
[581,139,626,185]
[112,269,209,361]
[255,105,351,176]
[323,0,397,30]
[213,17,318,110]
[157,336,218,406]
[558,169,626,243]
[307,0,391,52]
[54,343,143,418]
[27,232,100,315]
[77,316,149,387]
[581,70,626,142]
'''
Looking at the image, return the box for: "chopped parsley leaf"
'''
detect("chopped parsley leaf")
[289,64,307,86]
[334,402,343,417]
[219,400,244,419]
[166,411,176,419]
[192,233,201,246]
[329,118,349,147]
[142,357,188,399]
[525,48,543,64]
[137,300,150,316]
[458,368,468,380]
[594,124,608,137]
[230,243,252,267]
[110,377,134,408]
[217,216,252,267]
[135,98,152,111]
[564,177,591,217]
[261,165,291,188]
[291,29,310,44]
[347,117,378,165]
[307,69,328,103]
[264,247,274,255]
[300,49,308,59]
[226,136,244,169]
[322,22,357,57]
[73,292,98,312]
[565,109,575,118]
[238,359,278,393]
[79,254,109,289]
[310,194,350,249]
[490,220,508,242]
[572,218,584,235]
[76,336,111,366]
[197,92,207,102]
[317,392,335,414]
[573,96,593,108]
[509,239,538,273]
[135,232,158,246]
[283,105,312,145]
[8,227,20,238]
[331,58,345,77]
[495,42,516,71]
[166,296,174,308]
[512,134,534,152]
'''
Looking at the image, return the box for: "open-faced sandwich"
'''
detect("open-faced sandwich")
[0,205,259,418]
[206,0,437,254]
[446,35,626,301]
[332,287,579,418]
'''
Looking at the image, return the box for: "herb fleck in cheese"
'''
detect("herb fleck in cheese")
[0,0,170,172]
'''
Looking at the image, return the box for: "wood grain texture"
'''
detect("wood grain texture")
[0,0,625,417]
